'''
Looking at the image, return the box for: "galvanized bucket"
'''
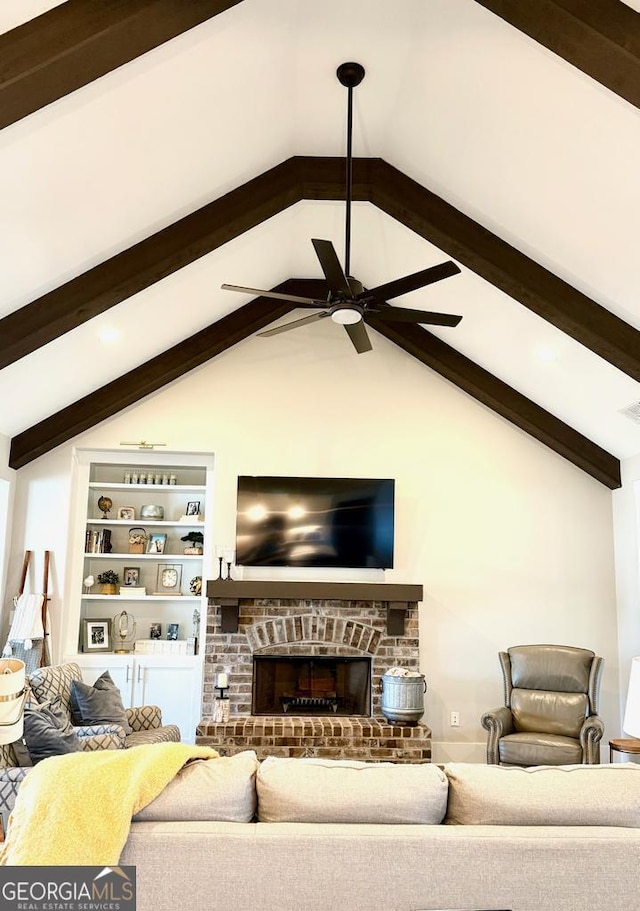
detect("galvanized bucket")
[381,672,426,726]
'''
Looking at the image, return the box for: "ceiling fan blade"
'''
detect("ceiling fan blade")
[221,283,327,306]
[370,307,462,327]
[362,261,461,304]
[257,311,330,337]
[311,239,352,297]
[343,320,373,354]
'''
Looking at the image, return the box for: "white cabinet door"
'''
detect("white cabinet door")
[135,658,201,743]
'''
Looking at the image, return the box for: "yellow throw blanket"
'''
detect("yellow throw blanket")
[0,742,219,866]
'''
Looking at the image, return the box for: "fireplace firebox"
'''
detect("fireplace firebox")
[252,655,372,716]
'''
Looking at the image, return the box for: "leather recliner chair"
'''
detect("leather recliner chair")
[481,644,604,766]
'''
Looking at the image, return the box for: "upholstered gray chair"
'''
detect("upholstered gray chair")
[0,662,180,823]
[481,644,604,766]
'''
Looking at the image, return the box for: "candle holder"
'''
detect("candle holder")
[223,549,235,581]
[215,684,229,700]
[215,546,226,580]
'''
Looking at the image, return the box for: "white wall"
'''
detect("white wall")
[3,325,620,760]
[613,455,640,729]
[0,433,16,632]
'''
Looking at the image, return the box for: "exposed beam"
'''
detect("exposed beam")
[367,318,621,490]
[0,0,243,130]
[6,157,631,486]
[10,276,621,489]
[368,159,640,383]
[4,157,639,386]
[8,285,327,470]
[474,0,640,109]
[0,158,303,370]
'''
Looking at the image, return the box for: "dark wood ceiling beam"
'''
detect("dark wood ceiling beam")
[0,0,243,130]
[0,158,302,370]
[369,159,640,383]
[368,318,620,490]
[474,0,640,109]
[8,284,323,470]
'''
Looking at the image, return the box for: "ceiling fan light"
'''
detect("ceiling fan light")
[331,308,361,325]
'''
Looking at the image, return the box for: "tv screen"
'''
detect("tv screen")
[236,476,395,569]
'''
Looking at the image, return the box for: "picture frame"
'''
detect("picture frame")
[83,619,111,652]
[146,533,167,555]
[186,500,201,516]
[149,623,162,640]
[117,506,136,521]
[123,566,140,586]
[167,623,180,641]
[155,563,182,594]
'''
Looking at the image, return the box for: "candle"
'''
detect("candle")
[216,673,228,689]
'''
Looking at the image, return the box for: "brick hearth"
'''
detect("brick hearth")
[196,717,431,762]
[196,583,431,762]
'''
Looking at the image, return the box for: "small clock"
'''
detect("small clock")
[155,563,182,594]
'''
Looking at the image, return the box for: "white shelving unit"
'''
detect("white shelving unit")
[64,448,215,742]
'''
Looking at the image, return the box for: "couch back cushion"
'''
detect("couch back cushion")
[257,756,448,824]
[511,689,588,737]
[444,763,640,826]
[134,751,259,823]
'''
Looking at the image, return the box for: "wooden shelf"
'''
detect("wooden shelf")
[206,580,423,634]
[206,580,422,602]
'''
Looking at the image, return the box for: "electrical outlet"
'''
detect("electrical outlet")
[450,711,460,727]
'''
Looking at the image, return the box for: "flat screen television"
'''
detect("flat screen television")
[236,476,395,569]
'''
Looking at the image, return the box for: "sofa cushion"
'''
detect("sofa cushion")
[257,756,448,824]
[444,762,640,826]
[134,751,259,822]
[70,671,131,734]
[23,698,81,763]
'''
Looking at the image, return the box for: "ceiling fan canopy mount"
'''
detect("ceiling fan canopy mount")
[221,61,462,353]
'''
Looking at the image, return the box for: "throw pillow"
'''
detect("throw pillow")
[70,671,131,734]
[134,750,259,822]
[23,698,81,764]
[257,756,448,824]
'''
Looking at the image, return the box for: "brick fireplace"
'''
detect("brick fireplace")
[196,580,432,762]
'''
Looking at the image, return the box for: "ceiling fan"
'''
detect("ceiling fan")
[221,62,462,354]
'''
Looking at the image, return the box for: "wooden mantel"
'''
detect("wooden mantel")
[206,579,423,635]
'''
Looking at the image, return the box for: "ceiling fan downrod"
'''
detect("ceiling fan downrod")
[336,62,365,279]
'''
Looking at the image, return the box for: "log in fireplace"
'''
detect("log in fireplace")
[253,655,372,715]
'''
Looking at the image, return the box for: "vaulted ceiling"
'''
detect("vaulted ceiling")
[1,0,639,488]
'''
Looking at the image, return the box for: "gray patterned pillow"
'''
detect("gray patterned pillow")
[23,698,81,763]
[70,671,131,734]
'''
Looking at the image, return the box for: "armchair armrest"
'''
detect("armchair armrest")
[126,705,163,732]
[481,705,514,765]
[76,726,127,751]
[580,714,605,764]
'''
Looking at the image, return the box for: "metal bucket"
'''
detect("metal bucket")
[0,658,26,744]
[381,673,426,726]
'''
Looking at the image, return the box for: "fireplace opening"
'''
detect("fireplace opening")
[252,655,372,716]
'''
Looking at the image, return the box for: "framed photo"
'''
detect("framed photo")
[123,566,140,586]
[149,622,162,640]
[155,563,182,594]
[117,506,136,521]
[186,500,201,516]
[146,533,167,555]
[167,623,180,641]
[83,619,111,652]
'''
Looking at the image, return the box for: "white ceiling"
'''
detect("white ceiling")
[1,0,639,460]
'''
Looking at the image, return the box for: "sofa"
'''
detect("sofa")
[118,754,640,911]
